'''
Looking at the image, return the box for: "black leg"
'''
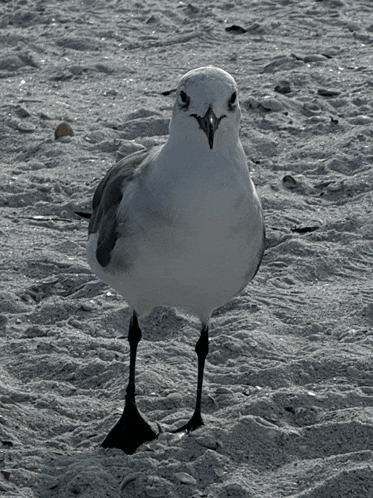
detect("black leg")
[174,322,209,433]
[101,311,158,454]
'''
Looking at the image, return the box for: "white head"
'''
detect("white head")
[169,67,241,150]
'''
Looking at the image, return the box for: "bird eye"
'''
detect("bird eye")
[228,91,237,110]
[179,90,190,109]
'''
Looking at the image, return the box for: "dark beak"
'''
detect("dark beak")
[192,107,224,149]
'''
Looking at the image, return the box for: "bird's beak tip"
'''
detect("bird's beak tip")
[193,107,223,150]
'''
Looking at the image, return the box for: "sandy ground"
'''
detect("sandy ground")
[1,0,373,496]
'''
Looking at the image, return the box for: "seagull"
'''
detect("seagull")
[87,66,265,454]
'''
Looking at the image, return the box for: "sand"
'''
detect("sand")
[1,0,373,496]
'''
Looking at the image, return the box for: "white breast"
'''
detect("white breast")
[91,142,264,321]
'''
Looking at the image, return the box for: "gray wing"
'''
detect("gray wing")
[89,146,160,268]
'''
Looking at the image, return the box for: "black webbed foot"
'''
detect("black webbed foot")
[102,399,157,455]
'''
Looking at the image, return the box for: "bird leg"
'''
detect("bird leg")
[101,311,157,454]
[174,323,209,433]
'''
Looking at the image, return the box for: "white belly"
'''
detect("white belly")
[87,146,264,321]
[88,187,262,322]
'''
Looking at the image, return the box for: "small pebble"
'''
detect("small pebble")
[245,96,261,109]
[174,472,197,485]
[215,386,233,395]
[1,397,16,405]
[225,25,246,34]
[303,102,321,116]
[317,88,341,97]
[17,122,35,133]
[260,97,284,112]
[308,334,322,342]
[80,303,95,312]
[166,392,182,402]
[348,115,373,125]
[282,174,297,188]
[23,325,48,338]
[103,89,117,96]
[55,122,74,139]
[274,80,291,94]
[14,106,31,118]
[283,173,315,194]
